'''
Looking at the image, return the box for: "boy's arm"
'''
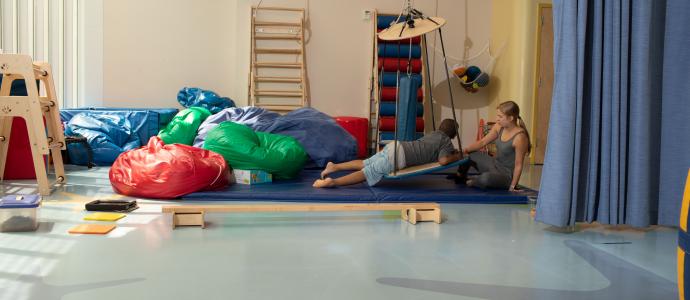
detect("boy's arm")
[438,150,462,166]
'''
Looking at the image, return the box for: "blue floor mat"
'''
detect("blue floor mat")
[372,173,537,204]
[185,170,374,203]
[183,170,537,204]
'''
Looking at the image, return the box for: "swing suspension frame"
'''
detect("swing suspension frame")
[383,5,461,176]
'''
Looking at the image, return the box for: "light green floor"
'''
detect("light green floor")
[0,165,678,300]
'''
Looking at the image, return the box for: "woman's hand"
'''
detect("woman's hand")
[509,185,517,192]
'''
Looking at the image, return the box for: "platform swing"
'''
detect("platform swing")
[378,1,467,179]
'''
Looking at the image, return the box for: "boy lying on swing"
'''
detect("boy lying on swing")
[314,119,461,188]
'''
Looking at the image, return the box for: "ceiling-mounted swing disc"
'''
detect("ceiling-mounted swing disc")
[378,17,446,41]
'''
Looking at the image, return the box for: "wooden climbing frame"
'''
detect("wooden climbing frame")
[0,54,66,195]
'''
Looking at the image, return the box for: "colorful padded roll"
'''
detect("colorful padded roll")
[396,75,421,141]
[380,72,423,87]
[378,58,422,73]
[678,169,690,300]
[377,15,398,29]
[379,132,424,141]
[379,117,424,132]
[378,44,422,59]
[379,102,423,117]
[380,87,423,102]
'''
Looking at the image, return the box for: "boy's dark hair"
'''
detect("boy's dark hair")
[439,119,458,139]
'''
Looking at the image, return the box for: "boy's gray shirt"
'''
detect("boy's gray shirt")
[399,131,455,167]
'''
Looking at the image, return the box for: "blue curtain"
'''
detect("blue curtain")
[536,0,690,227]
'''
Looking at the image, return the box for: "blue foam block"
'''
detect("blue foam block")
[378,44,422,58]
[377,15,399,29]
[380,72,423,87]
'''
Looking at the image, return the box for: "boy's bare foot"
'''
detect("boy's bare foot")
[320,162,337,179]
[313,177,336,188]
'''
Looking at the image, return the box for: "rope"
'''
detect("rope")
[437,28,462,151]
[422,35,436,131]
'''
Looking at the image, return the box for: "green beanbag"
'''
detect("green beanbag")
[158,107,211,145]
[203,121,307,179]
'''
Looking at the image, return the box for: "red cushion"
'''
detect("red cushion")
[3,117,47,179]
[109,137,230,199]
[335,117,368,158]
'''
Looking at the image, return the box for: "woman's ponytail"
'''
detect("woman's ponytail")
[517,116,532,154]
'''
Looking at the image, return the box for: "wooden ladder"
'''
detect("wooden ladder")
[249,7,308,113]
[0,54,66,195]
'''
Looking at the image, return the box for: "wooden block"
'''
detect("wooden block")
[408,208,417,224]
[416,208,442,224]
[172,212,205,229]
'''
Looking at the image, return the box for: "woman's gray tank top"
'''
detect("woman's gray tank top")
[495,128,522,174]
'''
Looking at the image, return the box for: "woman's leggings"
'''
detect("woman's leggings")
[458,152,512,189]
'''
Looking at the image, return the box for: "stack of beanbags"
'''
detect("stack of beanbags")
[195,107,356,167]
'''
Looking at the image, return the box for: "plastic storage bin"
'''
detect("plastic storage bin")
[0,195,41,232]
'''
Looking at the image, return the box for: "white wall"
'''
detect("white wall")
[102,0,235,108]
[102,0,492,147]
[82,0,103,107]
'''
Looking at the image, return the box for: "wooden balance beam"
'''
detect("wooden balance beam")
[161,203,442,229]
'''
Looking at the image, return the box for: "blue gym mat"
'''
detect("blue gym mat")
[183,170,537,204]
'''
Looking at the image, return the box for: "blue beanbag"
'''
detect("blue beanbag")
[65,113,141,166]
[177,87,236,114]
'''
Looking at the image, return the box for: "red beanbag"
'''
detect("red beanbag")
[109,137,230,199]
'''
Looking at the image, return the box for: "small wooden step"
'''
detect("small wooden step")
[254,62,302,69]
[255,77,302,83]
[254,21,301,27]
[254,35,300,40]
[255,48,302,54]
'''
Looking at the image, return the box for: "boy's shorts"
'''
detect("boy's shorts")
[363,143,405,186]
